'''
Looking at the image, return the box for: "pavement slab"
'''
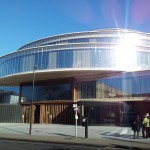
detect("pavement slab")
[0,123,150,150]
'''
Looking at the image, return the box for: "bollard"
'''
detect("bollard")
[85,123,88,138]
[82,117,88,138]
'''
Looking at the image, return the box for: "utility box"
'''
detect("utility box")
[82,117,86,127]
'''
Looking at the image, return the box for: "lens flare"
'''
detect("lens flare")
[115,33,139,71]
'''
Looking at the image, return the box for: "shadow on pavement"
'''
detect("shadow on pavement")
[0,126,28,135]
[35,130,74,138]
[100,131,135,139]
[35,130,85,139]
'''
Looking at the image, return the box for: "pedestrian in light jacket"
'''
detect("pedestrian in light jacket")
[142,113,149,138]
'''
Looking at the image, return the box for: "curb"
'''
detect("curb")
[0,134,150,150]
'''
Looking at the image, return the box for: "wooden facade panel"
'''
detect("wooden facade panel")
[22,103,75,124]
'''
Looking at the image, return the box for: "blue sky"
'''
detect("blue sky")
[1,0,150,56]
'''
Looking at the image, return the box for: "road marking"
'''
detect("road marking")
[107,128,120,135]
[120,128,128,135]
[130,130,134,135]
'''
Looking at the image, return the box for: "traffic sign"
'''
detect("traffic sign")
[73,103,77,108]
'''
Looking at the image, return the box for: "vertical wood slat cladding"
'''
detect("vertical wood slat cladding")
[72,78,77,102]
[23,105,30,123]
[22,103,75,124]
[22,105,36,124]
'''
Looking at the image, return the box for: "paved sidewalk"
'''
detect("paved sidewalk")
[0,123,150,149]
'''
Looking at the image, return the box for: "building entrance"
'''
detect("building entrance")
[34,105,40,123]
[80,102,123,126]
[80,101,150,126]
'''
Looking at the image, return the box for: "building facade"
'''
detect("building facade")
[1,28,150,126]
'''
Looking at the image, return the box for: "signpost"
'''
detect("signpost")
[73,103,78,138]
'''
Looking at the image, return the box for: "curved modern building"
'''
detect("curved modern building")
[1,28,150,125]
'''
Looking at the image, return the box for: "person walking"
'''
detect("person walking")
[142,113,150,138]
[146,113,150,138]
[132,115,141,139]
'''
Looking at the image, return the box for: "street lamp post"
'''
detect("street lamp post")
[29,66,38,135]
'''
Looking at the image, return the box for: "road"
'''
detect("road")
[0,124,149,150]
[0,139,129,150]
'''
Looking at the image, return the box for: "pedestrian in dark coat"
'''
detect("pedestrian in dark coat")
[133,115,141,139]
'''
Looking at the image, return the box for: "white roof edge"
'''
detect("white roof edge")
[17,28,149,51]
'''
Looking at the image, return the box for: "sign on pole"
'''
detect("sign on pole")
[73,103,77,108]
[73,103,78,138]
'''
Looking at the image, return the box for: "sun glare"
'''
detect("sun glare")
[115,33,139,71]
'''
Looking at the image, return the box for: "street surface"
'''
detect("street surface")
[0,123,143,140]
[0,139,129,150]
[0,123,150,150]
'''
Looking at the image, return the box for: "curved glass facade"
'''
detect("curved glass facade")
[77,72,150,99]
[1,28,150,125]
[1,29,150,79]
[1,28,150,104]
